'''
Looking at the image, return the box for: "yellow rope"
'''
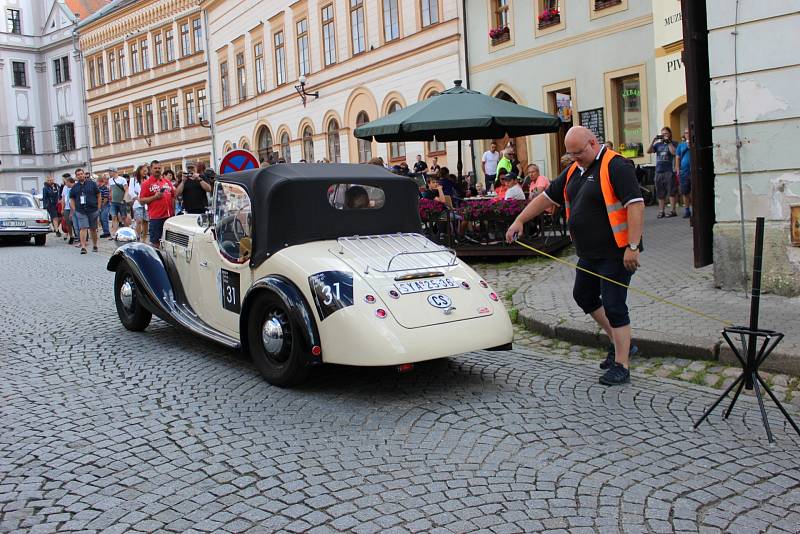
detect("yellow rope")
[514,239,733,326]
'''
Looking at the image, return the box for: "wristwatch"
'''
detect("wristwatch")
[628,243,639,251]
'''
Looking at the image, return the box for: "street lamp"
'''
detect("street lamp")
[294,75,319,107]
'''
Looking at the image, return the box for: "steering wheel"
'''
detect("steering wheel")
[233,217,246,241]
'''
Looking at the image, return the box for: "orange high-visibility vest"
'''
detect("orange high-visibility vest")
[563,148,629,248]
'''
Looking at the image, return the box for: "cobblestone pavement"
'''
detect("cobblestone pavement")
[476,206,800,377]
[2,242,800,534]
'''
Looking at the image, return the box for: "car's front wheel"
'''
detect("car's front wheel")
[247,292,309,387]
[114,264,152,331]
[34,234,46,246]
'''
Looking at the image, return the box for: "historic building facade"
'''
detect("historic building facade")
[78,0,211,176]
[202,0,466,169]
[0,0,95,192]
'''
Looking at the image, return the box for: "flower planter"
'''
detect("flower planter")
[595,0,622,10]
[491,32,511,45]
[538,15,561,30]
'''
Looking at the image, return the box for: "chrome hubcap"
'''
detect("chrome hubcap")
[120,278,134,312]
[261,316,285,355]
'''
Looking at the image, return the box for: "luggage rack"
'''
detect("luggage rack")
[335,233,458,274]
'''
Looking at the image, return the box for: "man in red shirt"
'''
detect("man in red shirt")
[139,160,175,248]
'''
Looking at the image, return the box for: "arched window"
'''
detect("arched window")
[257,127,273,163]
[327,119,341,162]
[241,141,250,151]
[387,102,406,161]
[302,126,314,162]
[356,111,372,163]
[424,91,446,154]
[280,131,291,162]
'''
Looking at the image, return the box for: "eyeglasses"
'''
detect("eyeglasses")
[565,142,590,157]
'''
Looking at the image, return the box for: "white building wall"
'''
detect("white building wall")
[707,0,800,295]
[0,0,91,192]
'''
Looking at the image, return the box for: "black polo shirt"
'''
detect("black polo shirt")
[545,148,642,259]
[69,179,100,214]
[181,177,209,214]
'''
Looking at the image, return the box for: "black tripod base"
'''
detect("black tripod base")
[693,327,799,443]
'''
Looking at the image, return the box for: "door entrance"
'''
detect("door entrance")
[492,91,529,174]
[545,87,576,176]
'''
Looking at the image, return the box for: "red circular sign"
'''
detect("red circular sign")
[219,150,260,174]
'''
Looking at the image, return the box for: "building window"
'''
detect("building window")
[613,73,643,157]
[53,56,70,84]
[302,126,314,161]
[254,42,266,93]
[280,131,292,162]
[145,103,154,134]
[159,98,168,131]
[102,115,109,144]
[135,105,144,136]
[108,50,116,81]
[350,0,366,54]
[6,9,21,34]
[321,5,336,67]
[93,117,101,146]
[118,47,126,77]
[131,42,140,73]
[296,19,310,77]
[192,18,204,53]
[421,0,438,26]
[141,38,150,69]
[56,123,76,152]
[257,127,273,162]
[122,109,131,139]
[12,61,26,87]
[327,119,340,162]
[387,102,406,160]
[17,127,34,155]
[236,52,247,102]
[113,111,121,142]
[185,91,195,125]
[170,96,180,129]
[88,59,96,88]
[274,32,286,86]
[165,29,175,62]
[424,91,446,153]
[220,61,230,107]
[356,111,372,162]
[96,56,105,84]
[493,0,509,31]
[197,88,206,121]
[383,0,400,42]
[537,0,561,30]
[154,33,164,65]
[180,23,191,56]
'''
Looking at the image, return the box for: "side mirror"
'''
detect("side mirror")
[197,211,214,228]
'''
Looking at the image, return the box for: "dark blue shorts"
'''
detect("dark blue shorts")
[573,257,634,328]
[149,218,166,245]
[680,177,691,195]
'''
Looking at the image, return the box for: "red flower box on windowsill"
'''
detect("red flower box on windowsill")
[595,0,622,10]
[537,9,560,29]
[489,26,510,45]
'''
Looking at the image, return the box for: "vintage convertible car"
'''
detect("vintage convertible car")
[108,164,513,386]
[0,191,50,245]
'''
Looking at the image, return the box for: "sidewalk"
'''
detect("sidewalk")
[480,206,800,376]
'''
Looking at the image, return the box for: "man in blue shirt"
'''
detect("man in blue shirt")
[675,128,692,218]
[647,127,678,218]
[69,168,101,254]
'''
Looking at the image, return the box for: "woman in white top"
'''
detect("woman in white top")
[130,165,149,242]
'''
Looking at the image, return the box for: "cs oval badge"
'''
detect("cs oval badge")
[427,293,452,309]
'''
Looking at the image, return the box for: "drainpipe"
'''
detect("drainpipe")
[202,8,218,169]
[461,0,476,183]
[72,21,92,175]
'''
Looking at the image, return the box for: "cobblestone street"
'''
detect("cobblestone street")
[2,242,800,534]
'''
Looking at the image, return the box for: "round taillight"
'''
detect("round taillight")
[364,294,376,304]
[376,309,387,318]
[388,290,400,299]
[489,292,499,301]
[461,281,471,290]
[479,280,489,288]
[311,345,322,356]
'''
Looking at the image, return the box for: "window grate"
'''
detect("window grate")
[165,230,190,248]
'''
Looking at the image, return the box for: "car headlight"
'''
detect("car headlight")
[114,227,138,242]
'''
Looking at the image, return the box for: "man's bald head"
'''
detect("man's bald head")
[564,126,601,168]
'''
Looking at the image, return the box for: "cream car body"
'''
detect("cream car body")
[0,191,51,245]
[109,164,513,386]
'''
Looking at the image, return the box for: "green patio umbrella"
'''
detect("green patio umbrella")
[353,80,561,177]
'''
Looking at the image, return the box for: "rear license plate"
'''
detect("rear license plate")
[395,277,457,294]
[1,220,25,227]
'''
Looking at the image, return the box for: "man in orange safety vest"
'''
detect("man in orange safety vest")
[506,126,645,386]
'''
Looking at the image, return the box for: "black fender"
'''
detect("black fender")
[108,243,239,348]
[241,275,321,363]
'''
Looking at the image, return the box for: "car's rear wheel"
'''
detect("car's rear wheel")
[34,234,46,246]
[114,264,152,331]
[247,292,308,387]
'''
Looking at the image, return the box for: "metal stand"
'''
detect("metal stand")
[693,217,800,443]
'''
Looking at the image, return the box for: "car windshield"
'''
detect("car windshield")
[0,193,35,208]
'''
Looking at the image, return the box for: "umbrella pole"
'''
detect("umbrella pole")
[457,141,463,181]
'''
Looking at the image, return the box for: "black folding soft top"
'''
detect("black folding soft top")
[219,163,422,267]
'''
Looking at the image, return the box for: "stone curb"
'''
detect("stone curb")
[516,305,799,377]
